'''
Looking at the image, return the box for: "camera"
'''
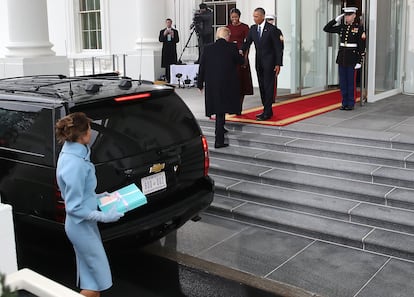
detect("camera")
[190,10,203,34]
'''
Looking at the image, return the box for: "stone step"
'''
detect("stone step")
[208,144,414,190]
[209,157,396,205]
[198,119,414,151]
[211,175,414,234]
[200,119,414,261]
[207,194,414,261]
[204,130,413,168]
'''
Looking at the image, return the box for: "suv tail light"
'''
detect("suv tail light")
[114,93,151,102]
[201,135,209,176]
[54,181,66,223]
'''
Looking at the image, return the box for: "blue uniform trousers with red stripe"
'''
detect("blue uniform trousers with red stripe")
[339,65,356,108]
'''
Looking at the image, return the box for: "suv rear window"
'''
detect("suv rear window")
[73,93,201,163]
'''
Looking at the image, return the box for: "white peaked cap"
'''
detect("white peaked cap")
[343,7,358,13]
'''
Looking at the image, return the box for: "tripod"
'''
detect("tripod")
[178,27,198,64]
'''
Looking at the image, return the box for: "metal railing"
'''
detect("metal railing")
[70,54,127,77]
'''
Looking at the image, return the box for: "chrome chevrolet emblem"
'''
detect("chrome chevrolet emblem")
[149,163,165,174]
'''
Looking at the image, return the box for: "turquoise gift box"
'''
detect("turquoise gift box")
[98,183,147,214]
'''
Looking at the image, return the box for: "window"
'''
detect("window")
[204,1,236,30]
[79,0,102,50]
[0,102,54,165]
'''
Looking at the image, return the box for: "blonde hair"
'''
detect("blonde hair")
[55,112,91,144]
[216,27,231,40]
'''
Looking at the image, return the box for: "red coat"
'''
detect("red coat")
[197,38,244,116]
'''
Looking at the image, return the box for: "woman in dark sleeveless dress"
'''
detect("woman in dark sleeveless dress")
[227,8,253,111]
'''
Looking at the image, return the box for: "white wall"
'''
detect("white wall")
[108,0,144,55]
[0,1,9,58]
[0,204,18,275]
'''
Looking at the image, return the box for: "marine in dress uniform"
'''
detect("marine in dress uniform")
[324,7,366,110]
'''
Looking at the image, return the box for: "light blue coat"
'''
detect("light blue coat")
[56,141,112,291]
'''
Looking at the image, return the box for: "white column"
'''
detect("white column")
[0,0,68,78]
[124,0,167,81]
[6,0,55,57]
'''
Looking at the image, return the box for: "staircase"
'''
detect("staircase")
[198,119,414,261]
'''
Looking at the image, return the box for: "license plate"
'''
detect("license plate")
[141,171,167,195]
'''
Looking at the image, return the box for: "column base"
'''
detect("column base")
[0,56,69,78]
[125,49,162,81]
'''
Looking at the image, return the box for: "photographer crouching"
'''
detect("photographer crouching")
[191,3,214,63]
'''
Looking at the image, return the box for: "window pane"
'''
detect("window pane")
[87,0,94,10]
[96,12,101,30]
[82,31,90,49]
[215,4,226,26]
[94,0,100,10]
[90,31,97,49]
[81,13,89,29]
[89,13,97,30]
[79,0,86,11]
[97,30,102,49]
[375,0,402,93]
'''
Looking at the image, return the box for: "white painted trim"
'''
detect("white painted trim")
[367,0,377,102]
[6,269,83,297]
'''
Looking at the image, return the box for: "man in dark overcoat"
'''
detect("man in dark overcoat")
[197,27,244,148]
[159,18,179,82]
[242,7,283,121]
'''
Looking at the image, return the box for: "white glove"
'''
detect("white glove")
[335,14,345,23]
[96,191,110,198]
[87,207,124,223]
[354,63,361,69]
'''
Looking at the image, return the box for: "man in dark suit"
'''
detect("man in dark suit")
[159,18,179,82]
[197,27,244,148]
[242,8,283,121]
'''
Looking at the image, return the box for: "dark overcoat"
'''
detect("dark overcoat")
[197,38,244,117]
[159,28,179,67]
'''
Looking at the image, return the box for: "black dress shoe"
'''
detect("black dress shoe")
[345,106,354,110]
[339,106,347,110]
[255,113,264,119]
[214,143,229,148]
[256,114,272,121]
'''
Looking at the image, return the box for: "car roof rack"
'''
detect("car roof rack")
[0,74,159,100]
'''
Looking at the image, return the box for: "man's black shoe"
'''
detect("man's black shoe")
[255,113,264,119]
[339,106,347,110]
[214,143,229,148]
[345,106,354,110]
[256,114,272,121]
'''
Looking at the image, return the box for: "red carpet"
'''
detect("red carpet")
[225,90,360,126]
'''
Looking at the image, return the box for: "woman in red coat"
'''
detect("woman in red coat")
[227,8,253,110]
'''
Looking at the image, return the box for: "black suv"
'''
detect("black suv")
[0,75,214,243]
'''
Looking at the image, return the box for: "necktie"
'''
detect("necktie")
[257,26,262,38]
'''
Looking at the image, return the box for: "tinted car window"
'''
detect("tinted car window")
[74,93,200,163]
[0,101,54,165]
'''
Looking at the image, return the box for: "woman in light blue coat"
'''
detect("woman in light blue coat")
[56,112,123,297]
